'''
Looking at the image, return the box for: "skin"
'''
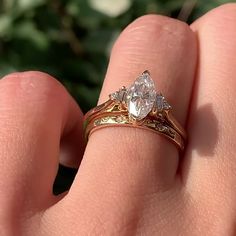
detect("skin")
[0,3,236,235]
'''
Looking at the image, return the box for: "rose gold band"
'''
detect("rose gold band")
[84,99,186,151]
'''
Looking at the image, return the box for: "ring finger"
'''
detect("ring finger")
[44,15,197,234]
[79,15,197,189]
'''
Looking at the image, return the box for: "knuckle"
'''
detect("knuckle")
[112,14,193,55]
[0,71,67,108]
[133,14,191,35]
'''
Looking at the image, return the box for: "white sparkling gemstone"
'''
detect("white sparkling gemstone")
[110,88,127,102]
[155,94,171,111]
[156,94,164,111]
[126,72,156,120]
[163,100,171,110]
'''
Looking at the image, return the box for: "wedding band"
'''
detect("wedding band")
[84,71,186,150]
[84,113,185,150]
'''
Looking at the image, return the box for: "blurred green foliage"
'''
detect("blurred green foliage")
[0,0,234,111]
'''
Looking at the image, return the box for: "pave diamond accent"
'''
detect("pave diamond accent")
[126,71,156,120]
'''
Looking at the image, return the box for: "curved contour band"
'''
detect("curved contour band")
[84,112,185,150]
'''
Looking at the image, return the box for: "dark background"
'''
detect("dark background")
[0,0,234,193]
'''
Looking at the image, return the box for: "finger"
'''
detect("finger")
[80,15,197,187]
[0,71,84,215]
[183,3,236,225]
[63,14,197,222]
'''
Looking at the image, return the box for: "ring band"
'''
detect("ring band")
[84,113,185,150]
[84,71,186,151]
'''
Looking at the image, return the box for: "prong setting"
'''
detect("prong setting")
[109,71,171,121]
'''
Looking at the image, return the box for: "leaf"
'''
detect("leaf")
[0,15,13,37]
[16,0,46,12]
[11,21,49,50]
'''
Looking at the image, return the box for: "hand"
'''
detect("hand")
[1,4,236,236]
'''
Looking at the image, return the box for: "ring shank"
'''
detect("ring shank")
[84,111,185,151]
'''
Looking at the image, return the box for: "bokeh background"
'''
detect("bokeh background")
[0,0,234,112]
[0,0,234,193]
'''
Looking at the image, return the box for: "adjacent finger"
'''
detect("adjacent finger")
[183,3,236,229]
[0,71,84,216]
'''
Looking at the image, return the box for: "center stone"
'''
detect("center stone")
[126,72,156,120]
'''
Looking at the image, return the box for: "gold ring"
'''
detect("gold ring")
[84,71,186,151]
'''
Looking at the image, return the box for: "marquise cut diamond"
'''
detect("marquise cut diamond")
[109,71,171,120]
[126,72,156,120]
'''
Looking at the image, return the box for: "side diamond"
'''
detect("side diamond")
[156,95,164,111]
[110,87,127,102]
[155,94,171,112]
